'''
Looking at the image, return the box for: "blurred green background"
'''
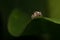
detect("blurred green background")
[0,0,60,40]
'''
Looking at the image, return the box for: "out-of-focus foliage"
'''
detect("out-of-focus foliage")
[48,0,60,22]
[8,9,31,37]
[1,0,60,40]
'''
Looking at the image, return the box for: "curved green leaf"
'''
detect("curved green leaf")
[22,18,60,40]
[8,9,31,37]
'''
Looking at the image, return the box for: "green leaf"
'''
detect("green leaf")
[22,18,60,40]
[8,9,31,37]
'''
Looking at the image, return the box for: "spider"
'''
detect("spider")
[31,11,43,19]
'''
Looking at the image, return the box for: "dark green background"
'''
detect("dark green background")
[0,0,60,40]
